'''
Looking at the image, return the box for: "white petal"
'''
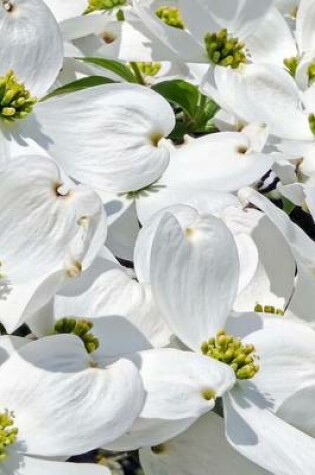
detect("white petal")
[0,270,67,333]
[238,187,315,265]
[134,204,199,284]
[30,254,172,354]
[296,0,315,54]
[246,7,296,65]
[159,132,273,192]
[181,0,273,39]
[225,385,315,474]
[31,84,175,192]
[106,201,140,261]
[3,454,111,475]
[0,154,105,282]
[140,412,269,475]
[227,208,296,311]
[44,0,87,22]
[106,348,235,450]
[285,264,315,330]
[243,320,315,417]
[0,335,144,456]
[215,64,313,140]
[0,335,27,364]
[0,0,63,97]
[68,17,177,62]
[0,155,106,331]
[150,209,240,350]
[133,0,206,62]
[234,233,259,294]
[136,187,239,226]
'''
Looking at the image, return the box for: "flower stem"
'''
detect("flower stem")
[129,62,146,85]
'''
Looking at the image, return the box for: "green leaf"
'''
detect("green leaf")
[152,80,201,118]
[42,76,115,101]
[76,57,137,83]
[282,197,296,215]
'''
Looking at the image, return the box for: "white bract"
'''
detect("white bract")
[0,155,106,333]
[0,334,144,473]
[139,412,268,475]
[28,250,172,354]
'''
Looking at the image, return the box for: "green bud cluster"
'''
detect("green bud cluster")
[54,318,100,354]
[283,56,298,77]
[309,113,315,136]
[201,330,259,380]
[0,70,37,122]
[135,62,162,77]
[254,303,284,316]
[204,29,246,68]
[84,0,126,14]
[0,411,18,462]
[155,6,184,29]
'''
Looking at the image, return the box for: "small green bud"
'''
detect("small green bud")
[82,333,100,354]
[254,303,263,312]
[73,320,93,337]
[54,317,77,333]
[155,6,184,29]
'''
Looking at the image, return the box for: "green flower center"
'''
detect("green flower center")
[155,6,184,29]
[201,330,259,380]
[254,303,284,316]
[204,29,246,68]
[134,62,162,77]
[0,411,18,462]
[84,0,126,14]
[309,113,315,136]
[54,318,100,354]
[0,70,37,123]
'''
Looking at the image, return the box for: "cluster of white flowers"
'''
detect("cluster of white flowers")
[0,0,315,473]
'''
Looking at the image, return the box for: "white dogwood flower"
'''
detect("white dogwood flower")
[135,205,315,474]
[28,209,238,451]
[0,0,175,192]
